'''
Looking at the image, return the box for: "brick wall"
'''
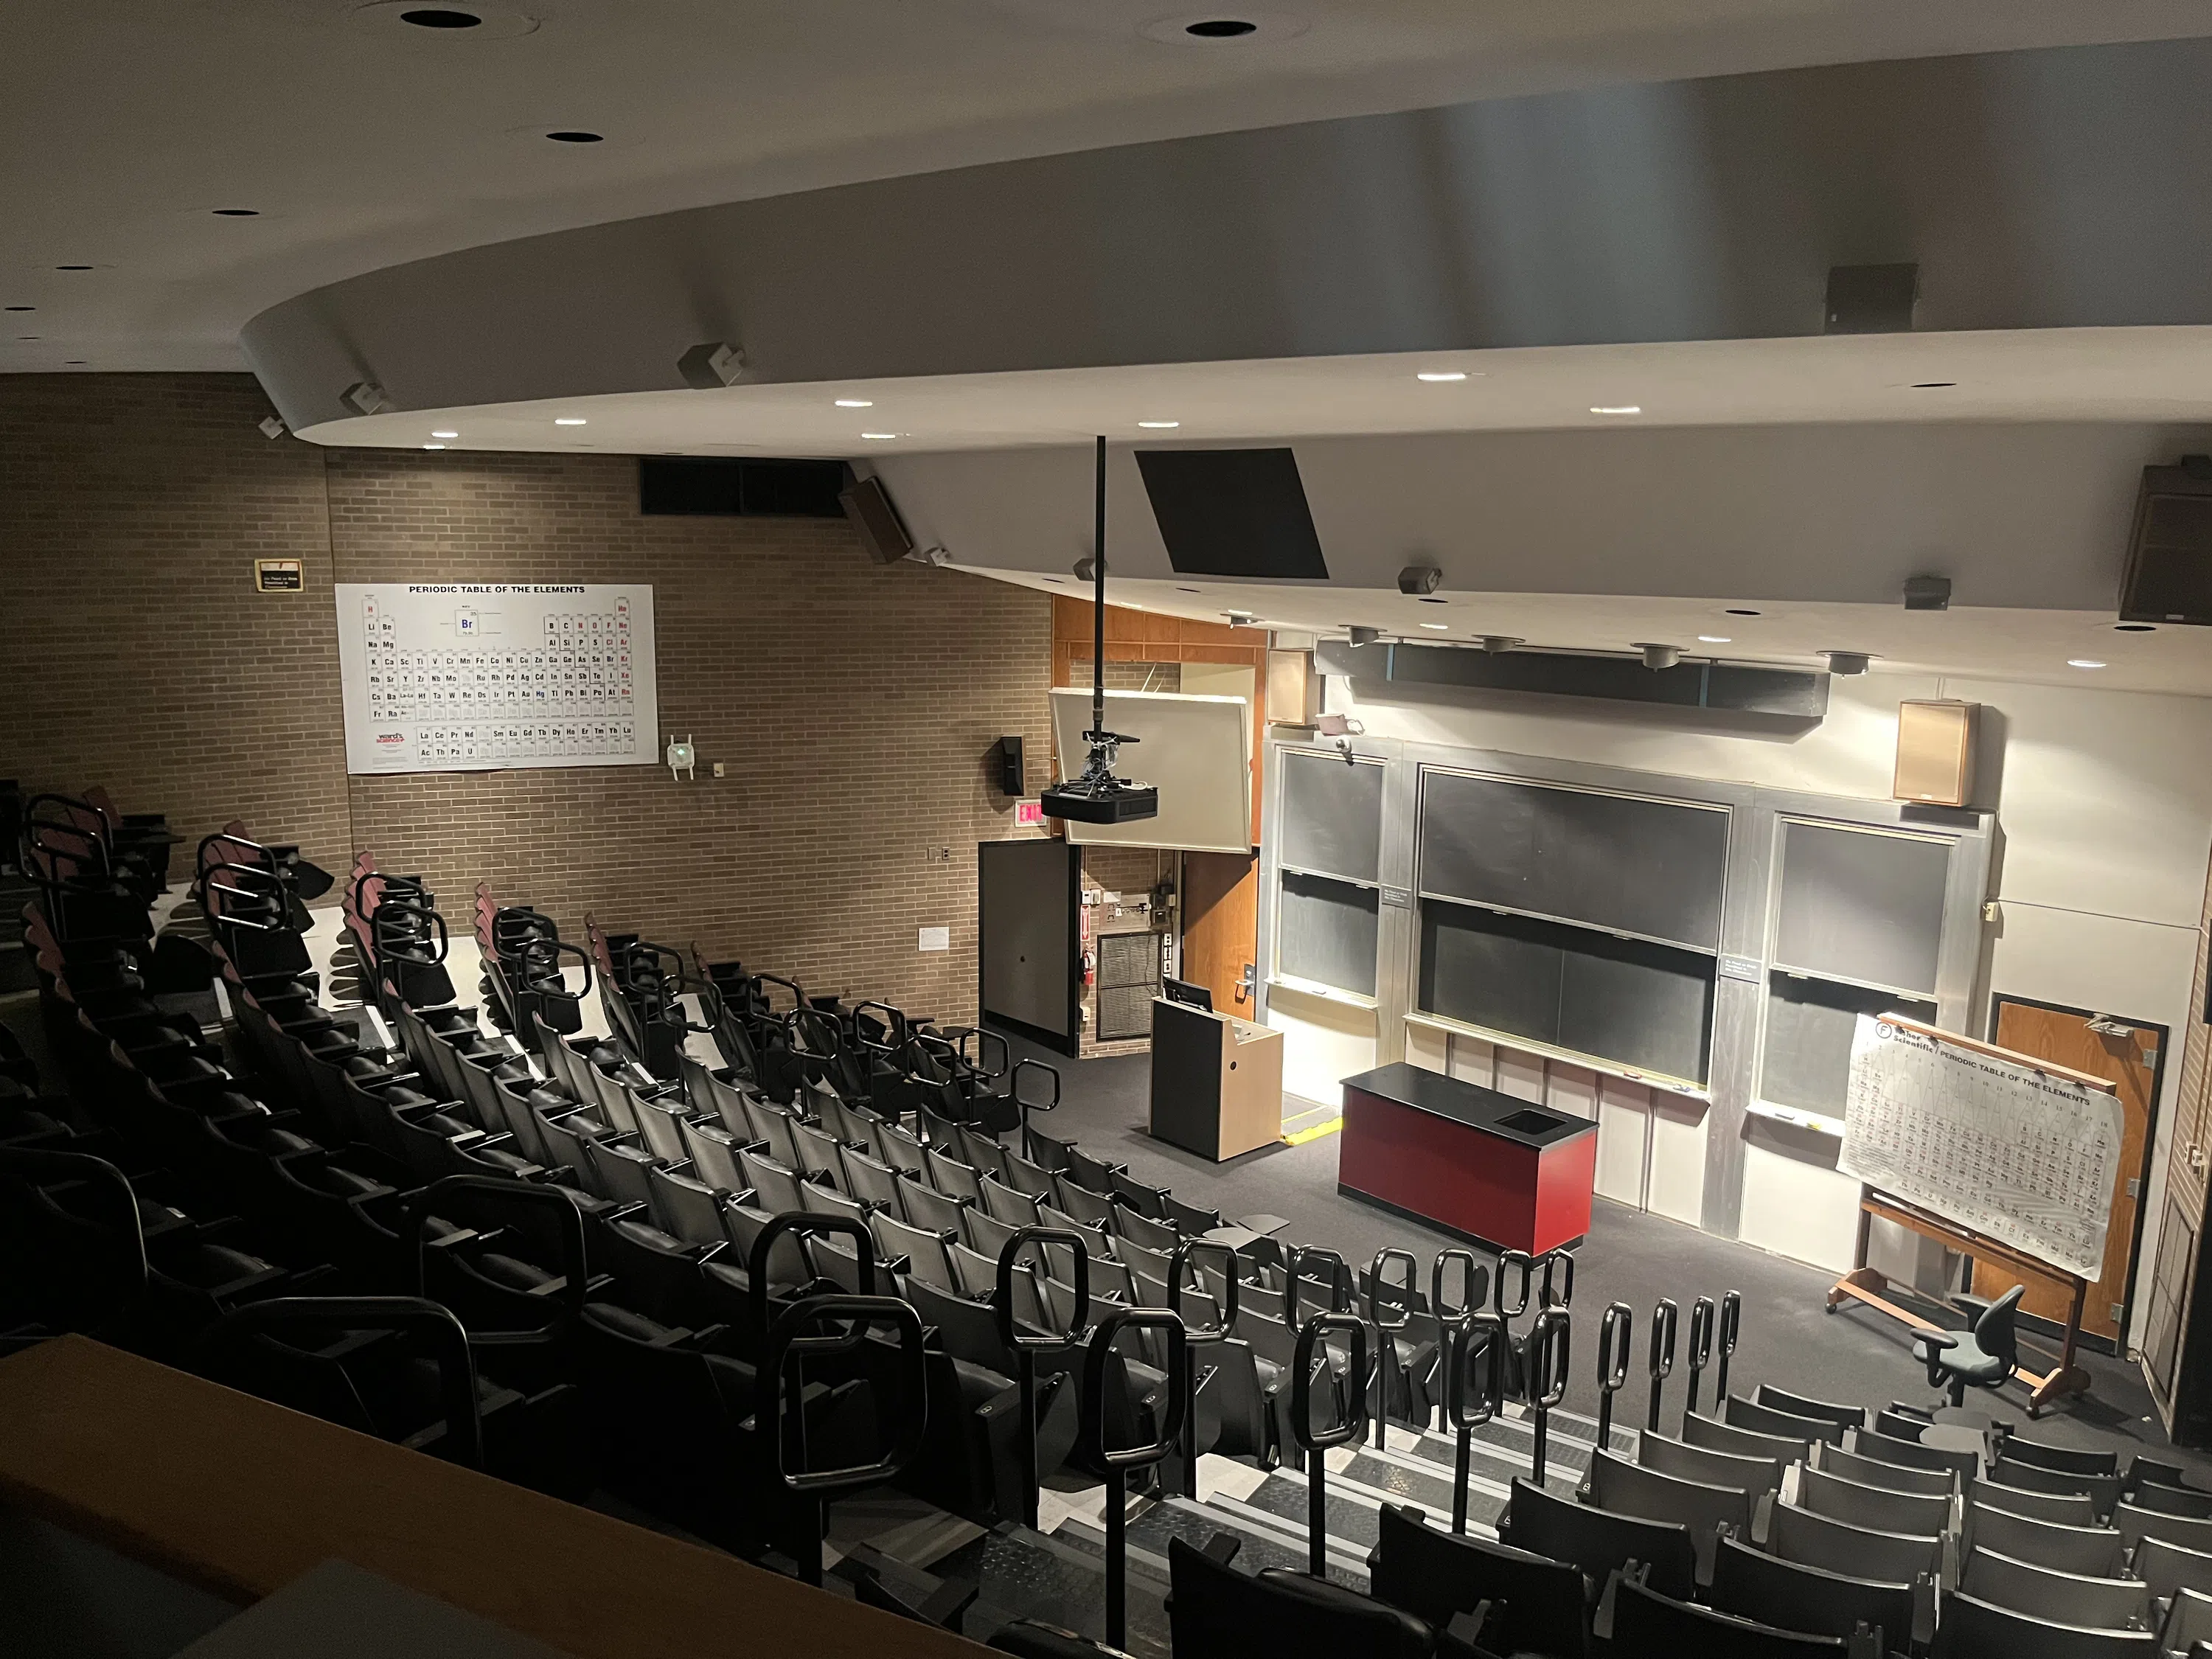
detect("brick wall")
[1,374,1054,1020]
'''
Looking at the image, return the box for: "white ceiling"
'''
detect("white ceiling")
[8,0,2212,370]
[995,574,2209,696]
[298,327,2212,454]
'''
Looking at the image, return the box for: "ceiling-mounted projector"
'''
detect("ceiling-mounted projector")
[1045,435,1157,827]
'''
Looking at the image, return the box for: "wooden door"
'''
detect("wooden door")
[1182,851,1258,1016]
[1971,999,2160,1346]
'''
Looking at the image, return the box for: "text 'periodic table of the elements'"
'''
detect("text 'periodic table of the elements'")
[1839,1015,2124,1280]
[335,583,660,774]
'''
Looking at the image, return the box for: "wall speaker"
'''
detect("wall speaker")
[1266,648,1318,726]
[2121,459,2212,625]
[841,472,915,565]
[997,735,1024,796]
[1893,699,1978,807]
[1824,263,1918,334]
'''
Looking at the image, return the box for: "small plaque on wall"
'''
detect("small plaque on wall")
[254,558,303,593]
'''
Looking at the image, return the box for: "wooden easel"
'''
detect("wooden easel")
[1830,1017,2115,1419]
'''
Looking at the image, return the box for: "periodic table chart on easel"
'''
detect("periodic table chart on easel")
[335,583,660,774]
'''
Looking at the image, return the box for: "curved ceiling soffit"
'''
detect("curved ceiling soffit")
[245,35,2212,432]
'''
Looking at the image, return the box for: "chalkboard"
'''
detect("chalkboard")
[1419,900,1715,1083]
[1774,821,1950,995]
[1762,974,1936,1116]
[1419,770,1728,950]
[1278,872,1380,997]
[1280,751,1384,885]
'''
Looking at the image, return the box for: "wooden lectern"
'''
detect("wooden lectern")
[1149,998,1284,1161]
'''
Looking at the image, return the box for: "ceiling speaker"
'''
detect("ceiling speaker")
[840,472,915,565]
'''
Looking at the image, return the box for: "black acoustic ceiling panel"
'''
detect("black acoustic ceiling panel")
[1135,447,1329,580]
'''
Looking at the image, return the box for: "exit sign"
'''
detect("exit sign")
[1015,799,1045,828]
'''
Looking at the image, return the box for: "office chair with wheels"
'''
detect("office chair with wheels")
[1913,1284,2024,1408]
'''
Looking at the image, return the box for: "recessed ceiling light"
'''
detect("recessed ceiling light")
[431,429,458,439]
[1590,405,1641,415]
[3,306,32,311]
[1416,371,1467,383]
[1416,597,1447,605]
[212,208,260,217]
[15,335,38,341]
[423,442,447,451]
[63,360,85,366]
[1911,381,1957,389]
[1419,622,1450,630]
[553,417,587,425]
[1177,586,1201,593]
[1138,420,1180,429]
[401,8,482,27]
[860,431,900,440]
[2113,622,2157,633]
[1697,635,1731,644]
[835,398,872,408]
[55,265,93,271]
[1725,608,1761,616]
[545,131,604,144]
[1186,18,1258,35]
[1043,577,1062,584]
[2067,658,2107,669]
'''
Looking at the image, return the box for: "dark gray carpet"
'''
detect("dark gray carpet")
[1005,1027,2212,1482]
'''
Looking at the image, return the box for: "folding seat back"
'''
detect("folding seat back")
[905,1276,1019,1377]
[1640,1430,1782,1504]
[1968,1503,2124,1576]
[1051,1176,1117,1228]
[1062,1144,1121,1195]
[873,1116,928,1177]
[897,1174,968,1237]
[678,1116,747,1194]
[1756,1383,1867,1432]
[737,1148,807,1216]
[1034,1204,1107,1273]
[2003,1435,2118,1478]
[1164,1193,1223,1237]
[1088,1256,1138,1306]
[749,1103,806,1170]
[1611,1575,1846,1658]
[2163,1589,2212,1658]
[1167,1536,1433,1659]
[948,1241,1004,1303]
[1970,1477,2096,1526]
[2131,1478,2212,1520]
[1366,1503,1587,1658]
[1853,1424,1979,1484]
[2133,1534,2212,1605]
[1930,1590,2156,1658]
[630,1091,692,1165]
[1874,1406,1933,1442]
[1770,1501,1941,1588]
[871,1210,958,1294]
[1959,1548,2149,1631]
[1108,1168,1169,1219]
[1000,1149,1058,1201]
[1113,1203,1181,1253]
[841,1148,903,1214]
[582,1136,658,1208]
[717,1200,811,1290]
[646,1162,726,1248]
[1726,1391,1842,1447]
[790,1118,852,1188]
[1709,1534,1914,1652]
[1585,1447,1752,1585]
[1501,1475,1697,1601]
[1816,1439,1956,1498]
[956,1124,1010,1181]
[1116,1237,1173,1282]
[1798,1464,1951,1537]
[979,1175,1041,1228]
[925,1146,984,1205]
[962,1203,1020,1264]
[1023,1124,1072,1172]
[799,1180,869,1228]
[2117,1497,2212,1555]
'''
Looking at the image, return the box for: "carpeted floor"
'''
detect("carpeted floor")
[1004,1025,2212,1482]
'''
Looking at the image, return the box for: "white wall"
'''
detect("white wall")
[1327,667,2212,1338]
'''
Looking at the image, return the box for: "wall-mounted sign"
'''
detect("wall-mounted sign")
[1015,800,1045,829]
[254,558,303,593]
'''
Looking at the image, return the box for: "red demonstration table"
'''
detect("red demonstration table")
[1338,1062,1597,1255]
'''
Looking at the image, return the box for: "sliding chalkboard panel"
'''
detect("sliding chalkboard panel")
[1278,872,1380,998]
[1280,751,1384,885]
[1773,821,1950,995]
[1419,900,1716,1084]
[1762,973,1936,1116]
[1419,770,1729,950]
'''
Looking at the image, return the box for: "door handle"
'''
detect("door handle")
[1237,963,1256,1004]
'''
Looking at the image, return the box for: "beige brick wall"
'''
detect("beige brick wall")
[1,374,1053,1021]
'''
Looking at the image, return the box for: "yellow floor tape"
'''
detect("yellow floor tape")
[1281,1115,1343,1147]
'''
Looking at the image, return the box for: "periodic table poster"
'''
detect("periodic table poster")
[1840,1015,2124,1279]
[335,583,659,774]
